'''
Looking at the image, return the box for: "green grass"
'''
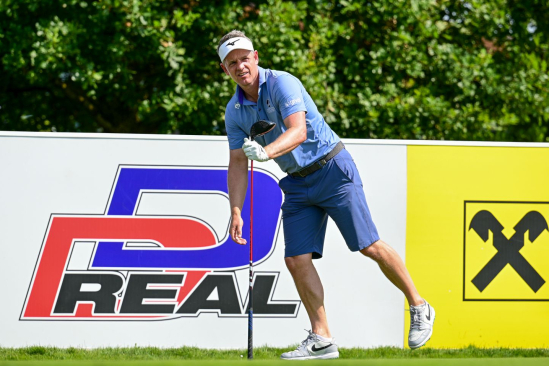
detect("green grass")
[1,360,549,366]
[0,346,548,362]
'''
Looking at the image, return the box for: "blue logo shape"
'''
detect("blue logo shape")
[91,167,282,270]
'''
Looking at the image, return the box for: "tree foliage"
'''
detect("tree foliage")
[1,0,548,141]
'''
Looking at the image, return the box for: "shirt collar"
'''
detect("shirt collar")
[237,66,266,106]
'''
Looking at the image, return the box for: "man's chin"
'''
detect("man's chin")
[236,79,252,88]
[233,73,257,88]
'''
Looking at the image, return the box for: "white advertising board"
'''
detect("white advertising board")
[0,132,407,348]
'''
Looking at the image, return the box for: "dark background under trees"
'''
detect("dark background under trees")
[1,0,548,141]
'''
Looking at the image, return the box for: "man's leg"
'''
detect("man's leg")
[360,240,435,349]
[360,240,424,306]
[314,150,434,348]
[280,253,339,360]
[315,150,423,307]
[284,253,331,338]
[278,176,339,360]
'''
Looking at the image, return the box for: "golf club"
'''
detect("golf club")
[248,120,276,359]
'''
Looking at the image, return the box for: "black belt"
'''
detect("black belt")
[290,141,345,178]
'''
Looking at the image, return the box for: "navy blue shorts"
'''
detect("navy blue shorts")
[279,149,380,259]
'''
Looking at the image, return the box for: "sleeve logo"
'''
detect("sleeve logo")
[284,98,301,108]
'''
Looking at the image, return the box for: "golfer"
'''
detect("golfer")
[219,30,435,360]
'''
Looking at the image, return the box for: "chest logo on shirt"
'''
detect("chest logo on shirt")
[235,102,241,109]
[266,99,275,114]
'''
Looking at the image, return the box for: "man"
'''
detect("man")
[219,30,434,360]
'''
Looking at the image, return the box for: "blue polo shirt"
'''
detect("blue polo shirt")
[225,67,340,174]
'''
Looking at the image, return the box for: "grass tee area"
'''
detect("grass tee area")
[0,346,548,365]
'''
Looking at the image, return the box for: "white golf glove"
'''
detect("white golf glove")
[242,138,270,162]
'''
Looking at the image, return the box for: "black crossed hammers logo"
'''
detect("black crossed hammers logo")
[469,210,548,293]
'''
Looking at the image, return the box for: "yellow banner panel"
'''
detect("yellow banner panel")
[406,146,549,348]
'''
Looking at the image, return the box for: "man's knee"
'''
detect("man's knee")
[285,253,312,274]
[360,240,386,261]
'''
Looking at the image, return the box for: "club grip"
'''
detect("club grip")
[248,308,253,359]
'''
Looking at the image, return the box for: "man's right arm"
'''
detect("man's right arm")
[228,148,249,245]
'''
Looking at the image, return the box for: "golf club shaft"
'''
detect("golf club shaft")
[248,160,253,359]
[246,123,274,360]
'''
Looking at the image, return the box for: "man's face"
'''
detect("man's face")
[220,49,259,88]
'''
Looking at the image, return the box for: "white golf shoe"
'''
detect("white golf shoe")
[408,300,435,349]
[280,330,339,360]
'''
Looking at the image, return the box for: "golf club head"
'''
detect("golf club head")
[250,120,276,141]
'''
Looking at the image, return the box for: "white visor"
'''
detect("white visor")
[218,37,254,63]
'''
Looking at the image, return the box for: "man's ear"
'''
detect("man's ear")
[254,50,259,64]
[220,62,230,76]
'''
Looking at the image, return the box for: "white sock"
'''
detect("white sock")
[315,334,332,342]
[411,300,426,309]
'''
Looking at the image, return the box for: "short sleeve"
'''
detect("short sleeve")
[272,75,308,120]
[225,112,248,150]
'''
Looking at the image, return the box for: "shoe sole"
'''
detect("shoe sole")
[281,352,339,361]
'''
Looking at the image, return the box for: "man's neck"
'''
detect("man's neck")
[240,79,259,103]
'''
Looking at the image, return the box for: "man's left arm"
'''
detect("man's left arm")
[264,111,306,159]
[241,111,306,161]
[264,74,309,159]
[242,75,308,161]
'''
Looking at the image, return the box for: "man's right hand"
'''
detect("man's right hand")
[230,213,247,245]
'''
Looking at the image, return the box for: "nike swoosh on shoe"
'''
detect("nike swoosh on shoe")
[311,344,333,352]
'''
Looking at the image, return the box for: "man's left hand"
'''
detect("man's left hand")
[242,138,270,162]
